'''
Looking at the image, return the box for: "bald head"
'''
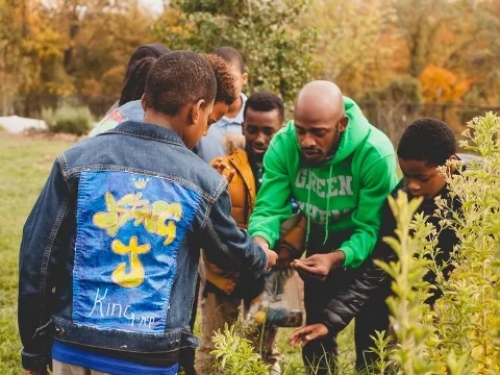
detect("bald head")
[295,81,344,120]
[293,81,348,164]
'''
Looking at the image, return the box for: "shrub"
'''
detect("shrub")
[211,323,270,375]
[42,105,93,135]
[373,112,500,374]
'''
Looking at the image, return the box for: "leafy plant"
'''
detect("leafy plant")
[211,323,270,375]
[154,0,318,108]
[42,105,93,135]
[370,112,500,374]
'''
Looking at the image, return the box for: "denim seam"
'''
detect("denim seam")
[200,178,227,229]
[103,130,185,146]
[65,166,217,203]
[38,196,69,326]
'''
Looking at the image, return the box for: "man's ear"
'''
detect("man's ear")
[188,99,205,126]
[338,116,349,132]
[140,94,147,112]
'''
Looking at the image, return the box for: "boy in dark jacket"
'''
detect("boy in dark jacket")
[18,51,276,375]
[290,118,461,371]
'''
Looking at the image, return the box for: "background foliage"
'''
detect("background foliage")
[2,0,500,129]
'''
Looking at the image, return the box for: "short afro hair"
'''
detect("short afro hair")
[201,54,237,106]
[213,46,245,73]
[143,51,216,116]
[244,91,285,123]
[397,118,457,166]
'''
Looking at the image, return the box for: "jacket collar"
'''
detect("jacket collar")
[229,149,256,203]
[103,120,186,148]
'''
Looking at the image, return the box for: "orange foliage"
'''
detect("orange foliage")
[419,64,472,103]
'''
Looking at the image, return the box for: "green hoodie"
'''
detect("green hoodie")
[248,97,398,268]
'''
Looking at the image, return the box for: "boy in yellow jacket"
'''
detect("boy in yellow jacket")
[196,92,305,374]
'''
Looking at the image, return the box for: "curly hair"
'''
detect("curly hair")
[397,118,457,166]
[143,51,217,116]
[244,91,285,123]
[213,46,245,73]
[201,54,237,106]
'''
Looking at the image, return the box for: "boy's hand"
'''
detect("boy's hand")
[276,243,296,268]
[291,251,345,281]
[210,158,235,183]
[289,323,329,347]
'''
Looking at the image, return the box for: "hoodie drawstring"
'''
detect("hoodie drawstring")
[323,163,334,245]
[304,165,333,247]
[305,169,312,246]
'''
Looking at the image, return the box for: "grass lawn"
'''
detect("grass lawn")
[0,132,74,374]
[0,131,356,374]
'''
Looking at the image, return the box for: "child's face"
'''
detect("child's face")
[228,63,248,98]
[398,158,447,199]
[204,102,229,135]
[243,108,281,164]
[184,100,215,149]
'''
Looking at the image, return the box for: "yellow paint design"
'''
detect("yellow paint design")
[93,193,183,244]
[111,236,151,288]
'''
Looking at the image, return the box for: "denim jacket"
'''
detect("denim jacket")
[18,120,268,370]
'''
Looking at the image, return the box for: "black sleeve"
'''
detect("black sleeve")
[322,198,397,334]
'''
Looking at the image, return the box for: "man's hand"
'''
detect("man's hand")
[289,323,329,347]
[25,370,50,375]
[265,249,278,270]
[253,236,270,251]
[253,236,277,270]
[291,251,345,281]
[209,157,235,183]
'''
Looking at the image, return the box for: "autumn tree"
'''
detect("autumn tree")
[0,0,156,117]
[302,0,398,98]
[419,64,471,104]
[154,0,318,106]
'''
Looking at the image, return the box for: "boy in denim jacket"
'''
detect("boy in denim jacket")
[18,51,276,375]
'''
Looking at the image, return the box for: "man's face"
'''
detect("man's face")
[294,108,347,165]
[243,108,281,163]
[399,158,447,199]
[204,101,229,135]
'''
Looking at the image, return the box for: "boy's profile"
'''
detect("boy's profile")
[196,46,249,162]
[18,51,276,375]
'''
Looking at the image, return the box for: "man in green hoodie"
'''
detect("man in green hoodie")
[248,81,398,373]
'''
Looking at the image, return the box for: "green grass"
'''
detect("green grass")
[0,133,73,374]
[1,133,357,373]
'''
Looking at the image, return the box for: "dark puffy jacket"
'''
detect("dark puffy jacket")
[322,178,461,334]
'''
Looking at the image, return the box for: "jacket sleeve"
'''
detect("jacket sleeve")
[201,186,268,278]
[248,144,293,248]
[18,158,73,370]
[322,196,398,334]
[339,154,398,268]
